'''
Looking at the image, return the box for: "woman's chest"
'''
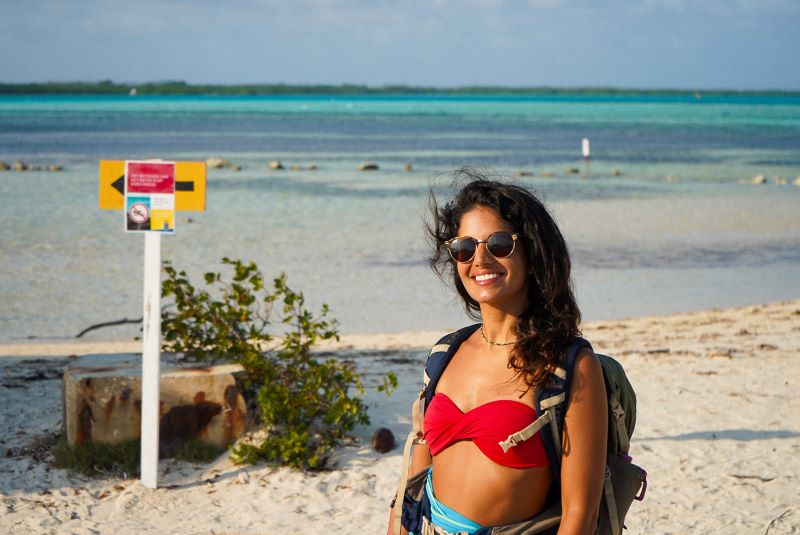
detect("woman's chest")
[435,345,535,411]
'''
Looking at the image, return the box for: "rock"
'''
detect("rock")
[371,427,395,453]
[230,164,242,171]
[794,177,800,186]
[0,161,9,171]
[611,169,622,176]
[47,164,63,172]
[206,156,229,169]
[28,164,41,171]
[357,162,379,171]
[12,160,27,171]
[539,171,555,178]
[773,176,788,185]
[403,163,413,172]
[306,163,317,171]
[751,175,767,185]
[512,170,532,177]
[268,161,284,170]
[565,167,580,174]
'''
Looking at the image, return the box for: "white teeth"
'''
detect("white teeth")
[475,273,499,282]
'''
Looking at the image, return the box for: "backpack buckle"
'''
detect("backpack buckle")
[499,434,518,453]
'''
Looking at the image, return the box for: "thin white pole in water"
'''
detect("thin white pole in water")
[140,231,162,489]
[582,137,590,160]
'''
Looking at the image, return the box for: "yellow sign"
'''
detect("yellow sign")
[99,160,206,211]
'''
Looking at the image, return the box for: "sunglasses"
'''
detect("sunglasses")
[445,231,519,263]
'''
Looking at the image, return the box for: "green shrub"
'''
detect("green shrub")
[161,257,395,470]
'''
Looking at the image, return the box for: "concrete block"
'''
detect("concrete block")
[63,354,247,455]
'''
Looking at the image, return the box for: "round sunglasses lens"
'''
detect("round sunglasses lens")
[487,232,515,258]
[449,238,476,262]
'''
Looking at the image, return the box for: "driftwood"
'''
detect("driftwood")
[75,307,168,338]
[75,317,143,338]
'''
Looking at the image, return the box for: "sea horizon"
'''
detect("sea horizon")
[2,81,800,97]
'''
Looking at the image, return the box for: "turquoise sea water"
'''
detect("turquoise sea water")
[1,94,799,342]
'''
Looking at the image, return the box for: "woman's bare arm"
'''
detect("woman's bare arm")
[558,349,608,535]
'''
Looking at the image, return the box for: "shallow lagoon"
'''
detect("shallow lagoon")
[1,94,799,341]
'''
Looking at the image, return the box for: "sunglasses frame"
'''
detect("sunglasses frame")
[445,231,519,263]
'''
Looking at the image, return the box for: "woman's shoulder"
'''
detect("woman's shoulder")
[571,343,604,397]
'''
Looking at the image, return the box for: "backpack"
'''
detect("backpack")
[391,324,647,535]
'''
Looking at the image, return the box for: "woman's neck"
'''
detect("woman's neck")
[479,306,521,346]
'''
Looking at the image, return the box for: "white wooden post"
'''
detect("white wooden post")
[140,232,162,489]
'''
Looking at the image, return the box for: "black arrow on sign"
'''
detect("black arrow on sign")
[112,176,124,194]
[111,175,195,194]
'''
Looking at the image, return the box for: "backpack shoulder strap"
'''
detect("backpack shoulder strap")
[423,323,481,407]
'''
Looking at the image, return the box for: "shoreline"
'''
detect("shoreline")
[2,298,797,358]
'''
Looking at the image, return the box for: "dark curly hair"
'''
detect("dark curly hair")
[426,168,582,388]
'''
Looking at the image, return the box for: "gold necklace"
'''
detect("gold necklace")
[480,324,516,346]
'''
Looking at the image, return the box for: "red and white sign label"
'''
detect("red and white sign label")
[126,162,176,194]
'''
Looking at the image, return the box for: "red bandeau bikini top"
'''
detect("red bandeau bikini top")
[423,392,548,469]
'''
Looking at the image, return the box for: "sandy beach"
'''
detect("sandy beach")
[1,300,799,534]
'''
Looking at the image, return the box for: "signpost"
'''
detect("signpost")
[99,159,206,489]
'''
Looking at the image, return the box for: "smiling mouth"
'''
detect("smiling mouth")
[473,272,501,282]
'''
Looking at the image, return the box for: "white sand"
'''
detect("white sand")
[1,301,799,534]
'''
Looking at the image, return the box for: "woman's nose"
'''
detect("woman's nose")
[472,241,492,264]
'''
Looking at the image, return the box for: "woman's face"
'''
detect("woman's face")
[454,205,529,315]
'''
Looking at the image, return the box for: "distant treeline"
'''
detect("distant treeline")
[0,80,797,97]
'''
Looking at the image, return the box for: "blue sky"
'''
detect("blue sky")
[1,0,798,89]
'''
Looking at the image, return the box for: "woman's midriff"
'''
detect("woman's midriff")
[431,440,553,526]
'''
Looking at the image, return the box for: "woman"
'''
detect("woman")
[389,171,608,534]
